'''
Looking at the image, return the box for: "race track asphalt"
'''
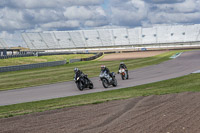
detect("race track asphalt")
[0,50,200,106]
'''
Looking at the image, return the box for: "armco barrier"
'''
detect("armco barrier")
[0,60,66,73]
[69,59,81,63]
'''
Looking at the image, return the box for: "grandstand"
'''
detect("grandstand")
[21,24,200,50]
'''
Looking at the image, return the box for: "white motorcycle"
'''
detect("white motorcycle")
[119,68,129,80]
[99,71,117,88]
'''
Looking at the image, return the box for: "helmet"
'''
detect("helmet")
[101,65,105,70]
[74,67,78,73]
[120,62,124,65]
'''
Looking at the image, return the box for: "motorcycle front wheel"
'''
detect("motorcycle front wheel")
[77,82,84,91]
[102,79,109,88]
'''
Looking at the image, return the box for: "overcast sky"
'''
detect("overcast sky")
[1,0,200,47]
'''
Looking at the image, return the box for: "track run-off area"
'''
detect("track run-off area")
[0,50,200,106]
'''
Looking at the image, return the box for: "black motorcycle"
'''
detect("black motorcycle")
[74,74,93,91]
[99,71,117,88]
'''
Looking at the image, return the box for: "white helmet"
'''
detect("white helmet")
[74,67,79,73]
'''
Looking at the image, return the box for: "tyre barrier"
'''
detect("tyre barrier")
[81,52,103,61]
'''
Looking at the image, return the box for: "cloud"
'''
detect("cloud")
[63,6,108,27]
[109,0,200,27]
[110,0,148,26]
[143,0,185,4]
[64,6,94,20]
[146,0,200,25]
[0,8,31,31]
[40,20,80,30]
[0,0,104,9]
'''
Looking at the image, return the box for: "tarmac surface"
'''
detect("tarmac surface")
[0,50,200,106]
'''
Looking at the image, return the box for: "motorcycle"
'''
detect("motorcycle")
[118,68,129,80]
[74,74,93,91]
[99,71,117,88]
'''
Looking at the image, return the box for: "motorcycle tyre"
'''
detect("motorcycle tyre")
[77,82,84,91]
[121,74,125,80]
[126,74,129,79]
[89,82,94,89]
[102,79,109,88]
[112,78,117,87]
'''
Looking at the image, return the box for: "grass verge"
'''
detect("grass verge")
[0,73,200,118]
[0,50,182,91]
[0,54,93,66]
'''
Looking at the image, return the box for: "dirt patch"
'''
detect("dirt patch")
[1,92,200,133]
[100,51,167,61]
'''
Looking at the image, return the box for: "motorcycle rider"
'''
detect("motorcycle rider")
[100,65,113,78]
[118,62,129,76]
[74,68,87,83]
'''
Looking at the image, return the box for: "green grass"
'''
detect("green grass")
[0,73,200,118]
[0,50,186,91]
[0,54,93,66]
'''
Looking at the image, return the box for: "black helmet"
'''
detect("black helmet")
[74,67,78,73]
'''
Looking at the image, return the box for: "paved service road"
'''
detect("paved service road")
[0,51,200,106]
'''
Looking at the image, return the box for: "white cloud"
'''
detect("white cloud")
[143,0,185,4]
[84,20,108,27]
[63,6,108,27]
[0,8,31,30]
[0,0,104,9]
[64,6,94,20]
[110,0,200,27]
[151,0,200,13]
[110,0,148,26]
[146,0,200,25]
[40,20,80,30]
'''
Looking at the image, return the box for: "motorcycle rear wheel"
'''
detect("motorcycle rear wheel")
[89,82,93,89]
[126,74,129,79]
[112,78,117,87]
[121,74,125,80]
